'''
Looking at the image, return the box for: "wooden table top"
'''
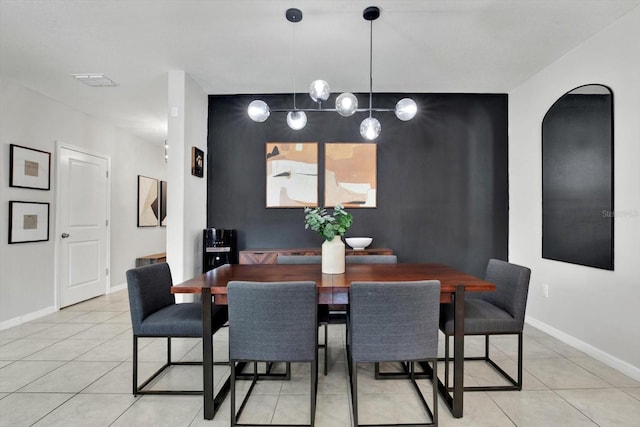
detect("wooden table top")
[172,263,495,304]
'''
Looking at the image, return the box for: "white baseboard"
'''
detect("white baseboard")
[526,316,640,382]
[1,284,127,331]
[0,305,57,331]
[109,282,127,293]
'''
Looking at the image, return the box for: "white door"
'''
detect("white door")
[57,145,110,307]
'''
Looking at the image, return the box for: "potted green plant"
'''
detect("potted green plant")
[304,205,353,274]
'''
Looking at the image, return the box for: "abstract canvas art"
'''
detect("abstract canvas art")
[159,180,167,227]
[325,143,377,208]
[137,175,159,227]
[266,142,318,208]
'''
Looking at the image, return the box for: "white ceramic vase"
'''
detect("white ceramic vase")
[322,235,345,274]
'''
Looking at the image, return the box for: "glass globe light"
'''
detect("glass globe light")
[335,93,358,117]
[286,111,307,130]
[395,98,417,121]
[247,100,270,122]
[360,117,381,140]
[309,80,330,102]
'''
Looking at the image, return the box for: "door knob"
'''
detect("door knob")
[61,233,70,238]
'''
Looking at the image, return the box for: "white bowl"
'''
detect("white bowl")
[345,237,373,250]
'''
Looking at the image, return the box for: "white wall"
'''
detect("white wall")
[166,71,208,286]
[0,78,167,326]
[510,7,640,378]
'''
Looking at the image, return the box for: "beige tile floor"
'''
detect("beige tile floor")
[0,290,639,426]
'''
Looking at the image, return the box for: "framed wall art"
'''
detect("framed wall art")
[159,180,167,227]
[9,144,51,190]
[8,201,50,243]
[325,143,377,208]
[137,175,159,227]
[266,142,318,208]
[192,147,204,177]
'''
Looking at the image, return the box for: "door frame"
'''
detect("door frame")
[54,142,111,309]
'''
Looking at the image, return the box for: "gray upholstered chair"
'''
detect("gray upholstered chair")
[349,281,440,427]
[228,281,318,427]
[346,254,398,264]
[439,258,531,391]
[277,254,330,376]
[126,262,228,396]
[345,254,398,377]
[277,255,322,264]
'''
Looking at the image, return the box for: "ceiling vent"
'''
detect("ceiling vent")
[71,74,118,87]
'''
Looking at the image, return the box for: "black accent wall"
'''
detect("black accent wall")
[207,93,508,277]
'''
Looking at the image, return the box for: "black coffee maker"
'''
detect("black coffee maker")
[202,228,238,273]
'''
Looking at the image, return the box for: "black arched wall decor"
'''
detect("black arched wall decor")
[542,84,614,270]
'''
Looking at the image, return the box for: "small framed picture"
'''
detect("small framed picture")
[8,201,50,244]
[10,144,51,190]
[191,146,204,177]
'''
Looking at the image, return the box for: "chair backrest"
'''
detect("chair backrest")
[483,259,531,326]
[277,255,322,264]
[228,281,317,362]
[126,263,175,334]
[350,280,440,363]
[346,255,397,264]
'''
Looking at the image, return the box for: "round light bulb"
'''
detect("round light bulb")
[309,80,330,102]
[360,117,381,140]
[395,98,417,121]
[247,100,270,122]
[335,93,358,117]
[286,111,307,130]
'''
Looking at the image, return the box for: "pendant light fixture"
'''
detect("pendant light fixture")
[360,6,382,140]
[247,6,417,140]
[285,8,306,130]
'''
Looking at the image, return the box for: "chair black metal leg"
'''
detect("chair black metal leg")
[444,334,450,390]
[441,332,522,392]
[452,284,465,417]
[233,358,317,427]
[133,336,138,396]
[351,361,358,427]
[432,360,438,425]
[351,360,438,427]
[517,332,523,390]
[485,335,490,359]
[311,360,317,427]
[231,361,237,427]
[324,323,328,376]
[374,360,431,381]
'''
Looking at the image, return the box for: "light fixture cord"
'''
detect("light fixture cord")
[292,19,297,110]
[368,18,373,118]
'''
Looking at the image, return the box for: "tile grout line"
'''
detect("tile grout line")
[551,388,603,427]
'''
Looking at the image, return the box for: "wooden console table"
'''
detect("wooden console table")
[135,252,167,267]
[239,247,393,264]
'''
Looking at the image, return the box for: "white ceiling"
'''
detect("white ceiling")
[1,0,638,143]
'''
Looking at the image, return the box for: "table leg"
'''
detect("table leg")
[436,284,465,418]
[452,283,465,418]
[202,288,214,419]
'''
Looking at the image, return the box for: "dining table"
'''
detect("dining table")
[171,262,496,420]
